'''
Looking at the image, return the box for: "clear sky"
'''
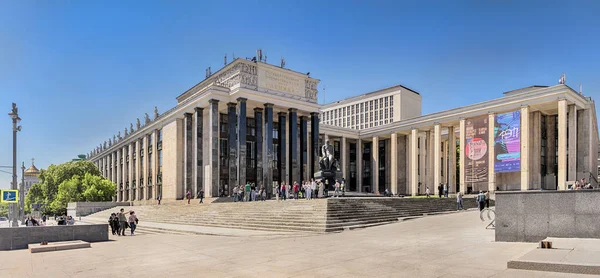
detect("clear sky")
[1,1,599,188]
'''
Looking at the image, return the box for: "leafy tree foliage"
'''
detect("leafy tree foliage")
[0,203,7,218]
[25,160,115,215]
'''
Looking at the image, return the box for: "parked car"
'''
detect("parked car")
[0,217,7,221]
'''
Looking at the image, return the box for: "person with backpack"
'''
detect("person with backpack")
[477,191,486,211]
[186,190,192,204]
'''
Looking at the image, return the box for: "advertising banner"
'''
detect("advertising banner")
[494,110,521,173]
[465,116,489,183]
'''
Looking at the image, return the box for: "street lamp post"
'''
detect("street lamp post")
[8,103,21,227]
[20,162,25,222]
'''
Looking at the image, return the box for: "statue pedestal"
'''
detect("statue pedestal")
[314,170,343,191]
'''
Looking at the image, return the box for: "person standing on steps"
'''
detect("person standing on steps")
[311,178,317,199]
[438,184,443,198]
[456,191,464,210]
[157,194,162,205]
[293,182,299,200]
[485,191,490,208]
[341,180,346,197]
[426,187,430,198]
[334,181,340,198]
[233,185,239,202]
[186,190,192,204]
[198,189,204,204]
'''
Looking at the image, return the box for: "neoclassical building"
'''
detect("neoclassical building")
[89,57,598,202]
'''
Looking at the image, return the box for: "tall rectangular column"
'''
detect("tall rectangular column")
[129,144,135,201]
[135,140,141,200]
[557,99,567,190]
[428,131,435,195]
[310,113,320,177]
[357,139,362,192]
[278,112,287,185]
[184,112,193,195]
[264,104,274,196]
[448,126,456,193]
[434,124,441,193]
[300,116,308,182]
[227,102,238,193]
[237,98,247,187]
[116,149,121,201]
[195,107,203,195]
[568,105,577,181]
[208,99,220,197]
[411,129,418,196]
[521,105,530,191]
[390,133,397,195]
[488,113,496,192]
[254,108,264,187]
[126,145,131,201]
[142,135,149,199]
[152,130,158,199]
[372,136,379,193]
[341,136,348,186]
[288,108,299,184]
[459,119,466,194]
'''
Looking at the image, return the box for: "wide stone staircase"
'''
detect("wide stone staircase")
[85,197,490,233]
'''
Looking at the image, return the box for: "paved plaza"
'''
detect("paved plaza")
[0,210,594,277]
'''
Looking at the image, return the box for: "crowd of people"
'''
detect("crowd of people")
[108,208,138,236]
[274,178,346,201]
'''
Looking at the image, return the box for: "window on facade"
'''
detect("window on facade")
[390,96,394,106]
[375,100,378,110]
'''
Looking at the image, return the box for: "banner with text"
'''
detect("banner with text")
[494,110,521,173]
[465,116,489,183]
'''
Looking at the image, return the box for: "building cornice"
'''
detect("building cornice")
[358,84,589,139]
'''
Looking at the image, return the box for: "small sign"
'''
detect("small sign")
[1,190,18,203]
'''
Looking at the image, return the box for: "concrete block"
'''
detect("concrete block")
[29,240,91,253]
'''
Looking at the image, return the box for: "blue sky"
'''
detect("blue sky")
[1,1,599,188]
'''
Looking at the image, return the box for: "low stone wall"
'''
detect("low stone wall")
[67,202,130,217]
[496,190,600,242]
[0,224,109,250]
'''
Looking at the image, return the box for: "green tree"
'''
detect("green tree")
[24,160,113,215]
[0,203,7,218]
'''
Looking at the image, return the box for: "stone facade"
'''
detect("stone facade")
[89,56,598,201]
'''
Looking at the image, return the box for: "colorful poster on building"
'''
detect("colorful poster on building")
[494,110,521,173]
[465,116,489,183]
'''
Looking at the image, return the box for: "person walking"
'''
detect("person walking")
[186,190,192,204]
[108,213,118,235]
[456,191,464,210]
[443,184,448,198]
[128,211,138,235]
[157,194,162,205]
[485,191,490,208]
[438,184,443,198]
[341,180,346,197]
[477,191,486,211]
[334,181,340,198]
[118,208,128,236]
[311,179,317,199]
[198,189,204,204]
[426,187,430,198]
[276,183,281,201]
